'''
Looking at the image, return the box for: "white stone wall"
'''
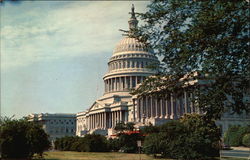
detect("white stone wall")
[28,113,76,141]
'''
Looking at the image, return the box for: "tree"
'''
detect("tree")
[143,114,220,159]
[0,117,50,159]
[224,125,250,146]
[133,0,249,120]
[118,133,142,153]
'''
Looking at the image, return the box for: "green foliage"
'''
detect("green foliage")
[107,138,121,152]
[242,133,250,147]
[0,117,50,159]
[126,122,135,131]
[141,123,159,134]
[118,133,142,153]
[143,114,220,159]
[114,122,126,132]
[224,125,250,146]
[143,133,162,155]
[133,0,250,120]
[54,134,108,152]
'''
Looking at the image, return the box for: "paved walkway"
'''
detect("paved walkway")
[232,147,250,151]
[221,147,250,159]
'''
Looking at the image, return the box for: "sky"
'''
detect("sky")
[0,1,150,118]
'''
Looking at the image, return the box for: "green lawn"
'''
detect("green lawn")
[42,151,170,160]
[40,151,246,160]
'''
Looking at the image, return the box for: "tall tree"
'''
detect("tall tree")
[133,0,250,119]
[0,118,50,159]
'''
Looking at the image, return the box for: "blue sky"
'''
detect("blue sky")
[0,1,150,118]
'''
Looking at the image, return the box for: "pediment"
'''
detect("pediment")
[88,101,104,111]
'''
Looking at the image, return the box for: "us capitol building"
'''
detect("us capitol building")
[75,5,250,137]
[76,5,160,136]
[29,5,249,139]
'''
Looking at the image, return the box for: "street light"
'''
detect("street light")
[137,140,142,160]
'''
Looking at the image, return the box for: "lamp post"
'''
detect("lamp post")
[137,140,142,160]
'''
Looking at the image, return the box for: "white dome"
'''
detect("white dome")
[113,37,149,55]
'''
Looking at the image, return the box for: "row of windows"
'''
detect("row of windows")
[111,53,153,61]
[47,119,75,122]
[48,121,75,125]
[48,128,75,134]
[109,60,150,71]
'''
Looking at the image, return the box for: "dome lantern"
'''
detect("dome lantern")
[128,4,138,32]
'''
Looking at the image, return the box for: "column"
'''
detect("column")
[190,93,194,113]
[137,98,141,122]
[121,77,124,90]
[118,77,121,91]
[179,96,184,116]
[95,114,97,129]
[150,97,153,118]
[93,114,95,129]
[159,99,163,118]
[100,113,102,129]
[130,76,133,88]
[115,77,118,91]
[135,76,138,86]
[155,98,158,118]
[133,99,135,122]
[97,113,100,128]
[120,110,122,122]
[102,112,104,129]
[112,112,115,128]
[117,111,120,123]
[115,111,117,126]
[125,111,128,123]
[92,115,94,129]
[108,79,110,92]
[170,94,177,119]
[184,91,188,113]
[104,112,106,129]
[145,97,149,118]
[109,112,111,128]
[111,79,113,92]
[89,116,92,130]
[125,77,128,89]
[165,98,170,119]
[106,80,108,92]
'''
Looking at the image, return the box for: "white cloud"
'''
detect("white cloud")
[1,1,149,70]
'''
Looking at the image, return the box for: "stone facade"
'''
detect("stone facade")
[28,113,76,141]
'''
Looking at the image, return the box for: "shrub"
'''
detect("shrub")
[142,114,220,159]
[54,134,108,152]
[242,133,250,147]
[107,138,120,152]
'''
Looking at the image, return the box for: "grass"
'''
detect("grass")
[38,151,248,160]
[41,151,171,160]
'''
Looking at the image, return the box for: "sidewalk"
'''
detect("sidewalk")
[232,146,250,151]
